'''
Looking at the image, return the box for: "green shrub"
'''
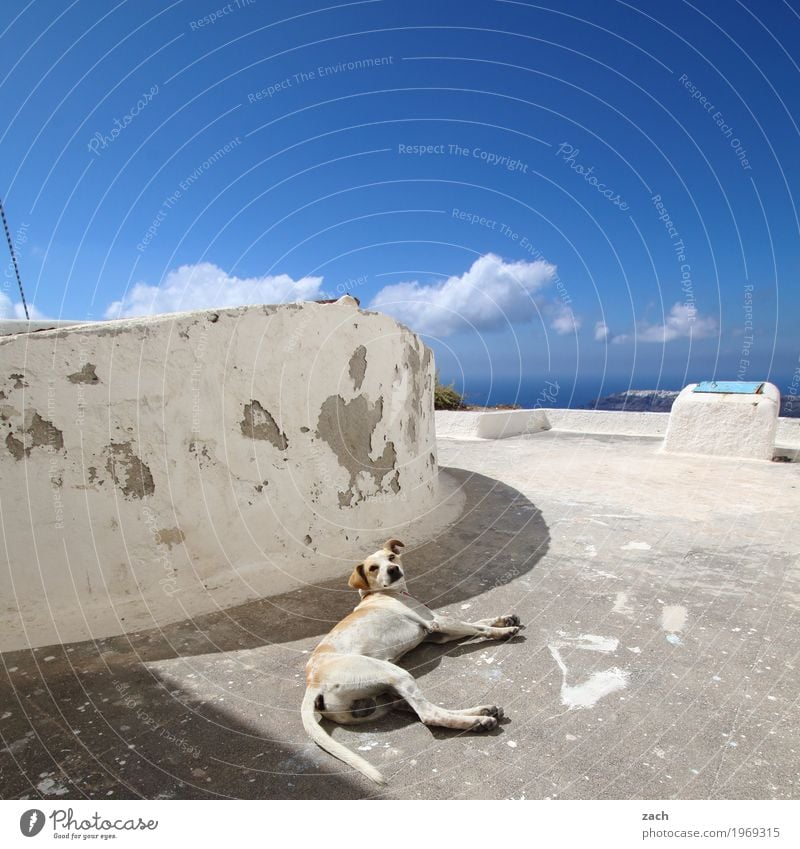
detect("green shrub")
[434,374,465,410]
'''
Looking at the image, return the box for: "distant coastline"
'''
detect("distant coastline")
[460,385,800,418]
[581,389,799,418]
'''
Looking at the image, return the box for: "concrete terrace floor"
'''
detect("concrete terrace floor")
[1,432,799,800]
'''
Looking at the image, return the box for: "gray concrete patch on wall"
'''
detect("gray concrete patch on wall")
[240,400,288,450]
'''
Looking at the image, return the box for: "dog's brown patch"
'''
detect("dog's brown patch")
[347,562,369,590]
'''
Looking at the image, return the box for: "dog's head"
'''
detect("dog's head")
[348,538,406,594]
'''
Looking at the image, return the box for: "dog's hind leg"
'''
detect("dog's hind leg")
[472,614,520,628]
[314,655,497,731]
[391,700,501,718]
[388,668,499,732]
[446,705,504,718]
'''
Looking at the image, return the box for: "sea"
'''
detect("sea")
[448,373,796,410]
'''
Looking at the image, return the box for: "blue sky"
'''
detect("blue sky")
[1,0,798,405]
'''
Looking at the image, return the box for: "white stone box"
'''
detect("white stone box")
[663,382,780,460]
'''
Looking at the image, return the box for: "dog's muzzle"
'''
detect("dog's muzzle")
[387,565,402,583]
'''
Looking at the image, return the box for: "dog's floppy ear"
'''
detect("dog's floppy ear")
[383,538,404,555]
[348,563,369,590]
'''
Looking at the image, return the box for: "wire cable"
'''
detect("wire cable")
[0,196,29,320]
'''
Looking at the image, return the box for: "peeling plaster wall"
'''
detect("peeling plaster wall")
[0,302,438,650]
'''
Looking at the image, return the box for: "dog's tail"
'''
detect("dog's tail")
[301,688,386,786]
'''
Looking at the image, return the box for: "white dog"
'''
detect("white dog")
[301,539,521,784]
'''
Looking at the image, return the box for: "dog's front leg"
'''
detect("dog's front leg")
[426,615,520,643]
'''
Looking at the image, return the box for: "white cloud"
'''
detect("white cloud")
[597,303,717,345]
[637,302,717,342]
[0,290,46,320]
[369,253,558,336]
[104,262,325,319]
[548,302,581,335]
[594,320,610,341]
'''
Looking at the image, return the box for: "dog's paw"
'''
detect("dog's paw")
[498,614,520,627]
[470,715,499,732]
[480,705,504,719]
[492,625,520,639]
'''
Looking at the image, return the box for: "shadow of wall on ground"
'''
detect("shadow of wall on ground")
[1,467,549,666]
[0,467,549,799]
[0,643,367,800]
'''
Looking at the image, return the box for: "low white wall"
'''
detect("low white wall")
[435,409,549,439]
[0,302,438,650]
[434,410,483,439]
[476,408,549,439]
[435,405,800,449]
[545,408,669,437]
[436,408,667,439]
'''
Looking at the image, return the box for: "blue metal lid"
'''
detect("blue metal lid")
[693,381,764,394]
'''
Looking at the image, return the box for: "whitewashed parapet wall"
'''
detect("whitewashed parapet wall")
[0,302,437,650]
[436,405,799,451]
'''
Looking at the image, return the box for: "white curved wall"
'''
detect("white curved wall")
[0,302,438,650]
